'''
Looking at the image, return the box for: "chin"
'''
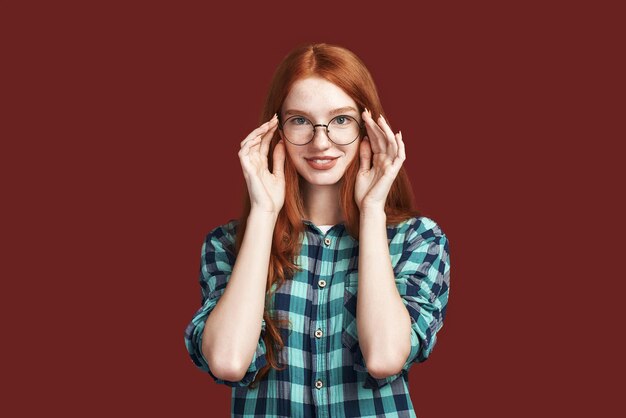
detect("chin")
[306,177,343,186]
[299,168,345,186]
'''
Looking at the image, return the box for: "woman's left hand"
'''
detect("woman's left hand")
[354,109,406,212]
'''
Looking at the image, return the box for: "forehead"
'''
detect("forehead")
[282,77,357,116]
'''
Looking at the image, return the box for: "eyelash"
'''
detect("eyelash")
[288,115,354,123]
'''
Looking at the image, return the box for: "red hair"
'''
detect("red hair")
[234,43,421,388]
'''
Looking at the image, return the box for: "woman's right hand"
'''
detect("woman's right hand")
[238,114,286,217]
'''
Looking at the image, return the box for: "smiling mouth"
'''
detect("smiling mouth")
[305,157,339,170]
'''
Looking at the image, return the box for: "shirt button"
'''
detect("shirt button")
[315,329,323,338]
[315,380,323,389]
[324,237,331,246]
[318,279,326,288]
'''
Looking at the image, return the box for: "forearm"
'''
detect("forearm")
[357,208,412,378]
[202,209,277,379]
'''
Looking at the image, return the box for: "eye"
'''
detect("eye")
[331,115,354,126]
[288,116,310,126]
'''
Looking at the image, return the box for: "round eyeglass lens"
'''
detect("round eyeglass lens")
[327,115,360,144]
[283,115,360,145]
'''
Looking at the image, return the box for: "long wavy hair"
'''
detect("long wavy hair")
[234,43,422,388]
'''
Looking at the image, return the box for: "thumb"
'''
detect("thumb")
[359,136,372,171]
[272,139,286,177]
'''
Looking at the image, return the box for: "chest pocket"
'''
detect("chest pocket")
[341,267,359,351]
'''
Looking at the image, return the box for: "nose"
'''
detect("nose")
[311,124,332,147]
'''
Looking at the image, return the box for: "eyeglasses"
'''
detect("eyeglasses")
[278,114,363,146]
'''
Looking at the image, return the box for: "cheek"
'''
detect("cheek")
[346,144,361,162]
[283,145,298,161]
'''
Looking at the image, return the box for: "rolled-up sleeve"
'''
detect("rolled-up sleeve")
[344,218,451,389]
[184,222,268,387]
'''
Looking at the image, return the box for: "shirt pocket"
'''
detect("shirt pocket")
[341,268,359,351]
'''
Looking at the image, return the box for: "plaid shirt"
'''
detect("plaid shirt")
[185,216,451,417]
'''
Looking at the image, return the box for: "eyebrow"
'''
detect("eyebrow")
[283,106,359,118]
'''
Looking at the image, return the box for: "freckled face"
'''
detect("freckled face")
[280,77,361,187]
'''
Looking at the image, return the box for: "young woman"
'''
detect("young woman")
[185,43,451,417]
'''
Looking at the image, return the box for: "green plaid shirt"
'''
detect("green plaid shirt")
[185,216,451,417]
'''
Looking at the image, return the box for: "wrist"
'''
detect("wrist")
[249,207,280,225]
[360,206,386,221]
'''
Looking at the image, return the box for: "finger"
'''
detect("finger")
[378,115,398,159]
[241,124,269,147]
[240,114,277,147]
[259,119,279,159]
[392,132,406,169]
[362,109,387,154]
[397,131,406,161]
[239,136,262,156]
[359,136,372,172]
[271,139,286,178]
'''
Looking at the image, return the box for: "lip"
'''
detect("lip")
[305,156,339,170]
[305,156,340,160]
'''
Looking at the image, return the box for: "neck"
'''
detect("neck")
[302,180,343,226]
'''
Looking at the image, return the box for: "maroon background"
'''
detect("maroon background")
[2,1,622,417]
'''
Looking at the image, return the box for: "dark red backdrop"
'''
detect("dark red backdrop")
[3,1,621,417]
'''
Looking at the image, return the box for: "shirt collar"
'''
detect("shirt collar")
[302,219,346,235]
